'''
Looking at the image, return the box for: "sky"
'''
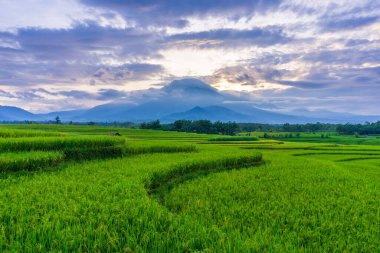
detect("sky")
[0,0,379,115]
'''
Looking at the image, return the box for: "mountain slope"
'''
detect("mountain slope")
[1,79,379,123]
[162,106,250,122]
[0,106,40,121]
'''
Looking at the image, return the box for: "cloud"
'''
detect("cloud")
[12,22,160,61]
[97,89,128,100]
[316,1,380,32]
[278,80,329,89]
[91,64,164,85]
[0,0,91,31]
[0,0,379,115]
[0,87,130,104]
[58,90,95,100]
[167,27,292,48]
[206,65,284,86]
[302,48,380,65]
[345,39,373,47]
[320,16,378,31]
[80,0,282,27]
[58,89,128,100]
[0,23,165,87]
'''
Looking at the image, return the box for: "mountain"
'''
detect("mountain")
[163,78,219,96]
[70,78,226,122]
[162,106,250,122]
[72,103,135,122]
[41,109,87,122]
[290,109,380,124]
[1,79,379,123]
[0,106,40,121]
[221,103,311,124]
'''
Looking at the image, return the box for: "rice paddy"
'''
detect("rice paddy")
[0,124,379,252]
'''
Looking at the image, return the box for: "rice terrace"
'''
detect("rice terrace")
[1,0,380,252]
[0,123,378,252]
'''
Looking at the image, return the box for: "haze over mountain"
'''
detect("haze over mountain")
[0,79,378,124]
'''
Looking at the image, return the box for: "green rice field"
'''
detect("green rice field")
[0,124,379,252]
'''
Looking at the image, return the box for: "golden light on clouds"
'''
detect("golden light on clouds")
[157,47,252,77]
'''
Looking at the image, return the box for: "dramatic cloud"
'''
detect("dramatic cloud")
[91,64,164,85]
[0,23,165,87]
[80,0,282,27]
[321,16,378,31]
[0,0,379,115]
[168,27,292,48]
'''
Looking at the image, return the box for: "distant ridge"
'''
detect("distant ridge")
[162,106,250,122]
[0,79,379,123]
[0,106,40,121]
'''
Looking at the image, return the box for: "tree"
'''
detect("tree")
[140,120,161,130]
[149,120,161,130]
[192,120,213,134]
[55,116,61,124]
[173,120,192,132]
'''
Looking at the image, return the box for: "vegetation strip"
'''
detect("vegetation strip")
[337,157,380,162]
[208,136,259,142]
[0,129,63,138]
[124,145,197,155]
[0,136,125,152]
[0,151,64,172]
[147,153,263,200]
[293,152,380,157]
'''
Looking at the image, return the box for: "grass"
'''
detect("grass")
[0,128,63,138]
[161,153,379,252]
[0,151,64,172]
[0,134,126,171]
[0,125,379,252]
[0,136,124,152]
[124,140,197,155]
[208,136,259,141]
[149,152,263,198]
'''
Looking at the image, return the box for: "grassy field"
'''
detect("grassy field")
[250,131,380,145]
[0,124,379,252]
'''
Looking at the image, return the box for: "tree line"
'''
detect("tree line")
[139,120,380,135]
[5,119,380,136]
[139,120,337,135]
[238,122,337,133]
[336,122,380,135]
[141,120,239,135]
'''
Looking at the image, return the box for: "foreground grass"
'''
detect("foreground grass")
[0,147,263,252]
[0,151,64,172]
[162,152,380,252]
[0,125,379,252]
